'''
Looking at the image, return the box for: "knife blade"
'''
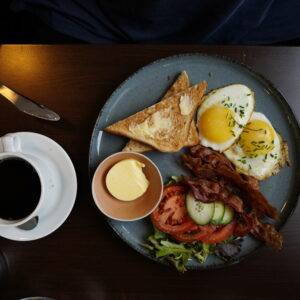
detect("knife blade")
[0,84,60,121]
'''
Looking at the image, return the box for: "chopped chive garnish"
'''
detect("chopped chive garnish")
[238,159,247,164]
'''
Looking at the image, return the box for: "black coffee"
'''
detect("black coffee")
[0,158,41,220]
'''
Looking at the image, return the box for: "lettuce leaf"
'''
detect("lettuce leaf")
[145,229,211,273]
[193,243,213,263]
[165,175,184,185]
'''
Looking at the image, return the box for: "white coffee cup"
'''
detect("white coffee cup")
[0,134,52,227]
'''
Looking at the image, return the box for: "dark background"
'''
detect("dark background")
[1,0,80,43]
[1,0,300,45]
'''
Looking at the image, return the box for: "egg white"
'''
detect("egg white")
[197,84,255,152]
[224,112,289,180]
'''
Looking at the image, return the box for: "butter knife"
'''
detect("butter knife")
[0,84,60,121]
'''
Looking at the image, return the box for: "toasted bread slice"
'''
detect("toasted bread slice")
[106,81,207,152]
[122,139,153,152]
[123,71,193,152]
[185,121,199,146]
[123,117,199,152]
[163,71,189,98]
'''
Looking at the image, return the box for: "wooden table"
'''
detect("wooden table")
[0,45,299,300]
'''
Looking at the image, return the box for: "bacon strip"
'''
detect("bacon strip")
[251,221,283,250]
[234,213,282,250]
[182,146,278,219]
[182,145,283,250]
[183,145,260,190]
[189,166,278,219]
[185,177,244,213]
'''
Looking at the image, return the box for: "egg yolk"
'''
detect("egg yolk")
[199,105,235,143]
[239,119,275,155]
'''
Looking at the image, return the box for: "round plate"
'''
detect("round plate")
[89,54,300,269]
[0,132,77,241]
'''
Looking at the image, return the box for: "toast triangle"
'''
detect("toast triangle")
[123,71,196,152]
[105,80,207,152]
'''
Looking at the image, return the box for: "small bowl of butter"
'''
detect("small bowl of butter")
[92,152,163,221]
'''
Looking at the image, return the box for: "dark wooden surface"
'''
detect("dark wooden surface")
[0,45,299,300]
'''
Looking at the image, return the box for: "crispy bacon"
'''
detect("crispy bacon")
[191,166,278,219]
[251,222,283,250]
[189,145,235,170]
[182,145,278,219]
[250,213,283,250]
[185,177,244,213]
[183,145,259,190]
[234,213,254,237]
[182,145,283,250]
[234,213,283,250]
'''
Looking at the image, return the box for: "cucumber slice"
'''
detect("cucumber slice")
[186,193,215,225]
[220,205,234,225]
[211,201,225,225]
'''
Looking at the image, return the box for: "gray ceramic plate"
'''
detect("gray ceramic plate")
[89,54,300,270]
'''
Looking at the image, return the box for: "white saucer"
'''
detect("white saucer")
[0,132,77,241]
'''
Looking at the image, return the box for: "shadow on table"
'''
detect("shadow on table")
[0,250,8,288]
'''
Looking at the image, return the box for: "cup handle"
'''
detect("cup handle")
[0,134,21,153]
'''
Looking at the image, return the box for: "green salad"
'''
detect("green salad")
[143,176,242,272]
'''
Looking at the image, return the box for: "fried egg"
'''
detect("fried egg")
[197,84,255,152]
[224,112,289,180]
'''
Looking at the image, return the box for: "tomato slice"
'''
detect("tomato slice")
[202,220,236,244]
[151,183,236,244]
[171,225,216,243]
[151,184,197,234]
[163,184,186,198]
